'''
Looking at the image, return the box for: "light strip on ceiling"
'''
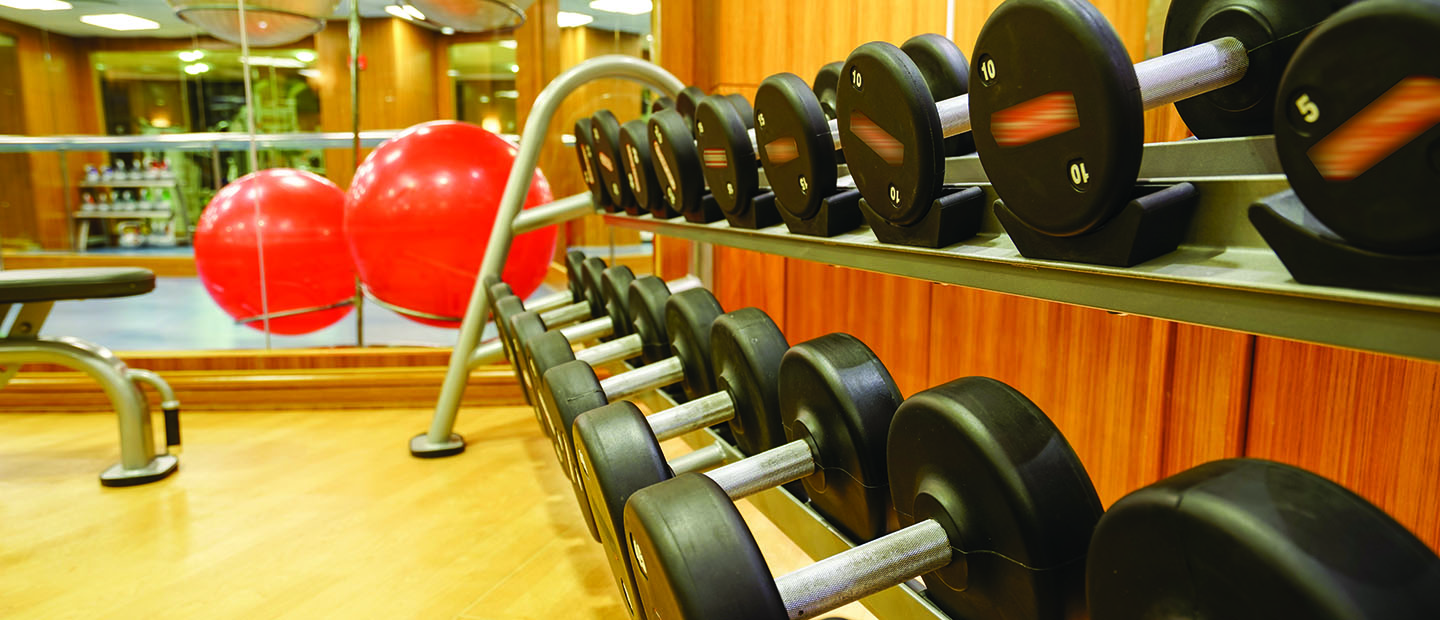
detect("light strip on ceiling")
[79,13,160,31]
[0,0,71,10]
[589,0,651,15]
[557,11,593,28]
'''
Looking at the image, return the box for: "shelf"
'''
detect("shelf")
[73,211,175,219]
[79,179,179,188]
[607,136,1440,363]
[626,387,948,620]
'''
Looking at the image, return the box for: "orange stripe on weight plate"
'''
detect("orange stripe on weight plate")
[763,137,799,165]
[992,91,1080,148]
[849,111,905,166]
[1307,76,1440,182]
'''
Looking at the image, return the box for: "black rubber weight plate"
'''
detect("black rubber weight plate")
[508,310,547,396]
[709,308,788,456]
[581,256,607,318]
[540,359,608,540]
[1164,0,1348,140]
[650,95,674,114]
[620,119,665,218]
[724,93,754,128]
[627,276,673,364]
[573,117,612,210]
[600,266,636,339]
[648,109,707,219]
[902,33,975,156]
[971,0,1143,237]
[695,95,759,217]
[812,61,844,119]
[525,330,576,436]
[592,110,634,212]
[888,377,1102,620]
[493,296,531,397]
[565,249,586,303]
[781,333,901,542]
[756,72,838,221]
[625,474,788,620]
[1274,0,1440,254]
[573,400,673,617]
[1089,458,1440,620]
[837,42,946,227]
[675,85,707,129]
[664,288,725,400]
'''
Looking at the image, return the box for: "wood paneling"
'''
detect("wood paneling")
[712,245,786,324]
[2,250,197,276]
[1160,325,1254,476]
[1246,340,1440,550]
[784,260,932,397]
[927,285,1172,507]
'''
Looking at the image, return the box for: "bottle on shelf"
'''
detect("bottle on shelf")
[84,165,100,184]
[80,192,97,212]
[97,190,112,212]
[101,165,115,182]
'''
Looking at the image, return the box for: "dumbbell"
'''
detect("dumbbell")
[588,88,713,218]
[609,333,904,618]
[517,276,689,444]
[1091,458,1440,620]
[569,308,790,613]
[757,36,971,239]
[622,94,755,223]
[480,250,595,406]
[539,287,727,538]
[647,65,849,228]
[574,117,614,212]
[624,376,1101,620]
[841,0,1342,246]
[1267,0,1440,255]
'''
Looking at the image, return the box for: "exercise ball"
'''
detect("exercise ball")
[345,120,556,327]
[195,168,354,335]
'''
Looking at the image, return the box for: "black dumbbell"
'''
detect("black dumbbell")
[481,250,593,406]
[624,376,1101,620]
[615,333,904,618]
[634,94,755,223]
[569,308,792,614]
[757,36,970,241]
[539,287,727,539]
[574,118,614,212]
[1269,0,1440,255]
[517,276,686,444]
[1090,458,1440,620]
[588,87,713,218]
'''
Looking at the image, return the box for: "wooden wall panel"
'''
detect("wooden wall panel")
[712,246,786,325]
[784,260,932,397]
[1246,340,1440,550]
[927,284,1172,508]
[1160,324,1254,476]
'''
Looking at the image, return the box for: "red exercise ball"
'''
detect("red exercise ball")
[195,169,354,335]
[345,120,556,327]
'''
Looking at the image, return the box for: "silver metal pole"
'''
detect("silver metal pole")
[573,333,643,365]
[775,519,952,620]
[558,316,613,344]
[705,439,815,500]
[539,301,592,328]
[1134,37,1247,112]
[647,391,734,442]
[418,56,685,455]
[599,355,685,403]
[466,339,506,369]
[667,441,728,475]
[512,192,596,234]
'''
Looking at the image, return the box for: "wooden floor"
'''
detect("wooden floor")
[0,405,875,619]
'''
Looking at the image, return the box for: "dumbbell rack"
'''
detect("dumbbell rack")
[604,135,1440,363]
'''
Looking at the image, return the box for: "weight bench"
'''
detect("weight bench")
[0,267,181,487]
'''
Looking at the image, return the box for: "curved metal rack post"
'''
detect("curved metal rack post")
[411,55,686,457]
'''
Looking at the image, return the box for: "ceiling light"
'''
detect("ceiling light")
[406,0,530,32]
[178,50,205,62]
[295,50,316,62]
[167,0,337,47]
[508,64,518,73]
[556,11,592,28]
[402,4,425,20]
[588,0,650,15]
[446,69,458,77]
[80,13,160,31]
[242,55,306,68]
[384,5,410,19]
[499,40,517,49]
[298,69,321,79]
[440,26,454,35]
[0,0,71,10]
[183,62,210,75]
[496,90,518,99]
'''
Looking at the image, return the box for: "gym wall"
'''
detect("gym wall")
[650,0,1440,552]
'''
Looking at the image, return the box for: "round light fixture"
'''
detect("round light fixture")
[407,0,533,32]
[166,1,340,47]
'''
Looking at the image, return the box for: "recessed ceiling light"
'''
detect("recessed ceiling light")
[499,40,517,49]
[509,64,519,73]
[178,50,205,62]
[556,11,593,28]
[241,56,306,68]
[295,50,316,62]
[79,13,159,31]
[183,62,210,75]
[0,0,71,10]
[402,4,425,20]
[440,26,454,35]
[383,5,410,20]
[589,0,651,15]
